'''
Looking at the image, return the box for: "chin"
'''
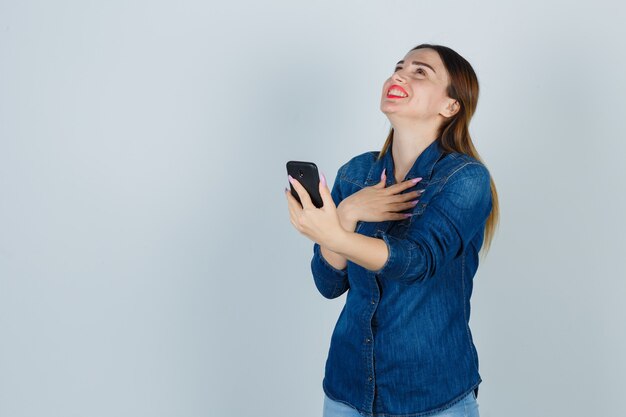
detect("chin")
[380,103,398,114]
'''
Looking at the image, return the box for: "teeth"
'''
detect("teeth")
[388,88,407,97]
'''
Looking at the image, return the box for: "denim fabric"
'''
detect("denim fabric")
[323,389,479,417]
[311,139,492,416]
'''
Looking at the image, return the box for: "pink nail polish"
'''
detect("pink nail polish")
[320,171,326,187]
[412,177,422,184]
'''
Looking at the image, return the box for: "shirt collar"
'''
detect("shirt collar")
[365,138,445,186]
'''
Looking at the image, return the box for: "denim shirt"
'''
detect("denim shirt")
[310,139,492,416]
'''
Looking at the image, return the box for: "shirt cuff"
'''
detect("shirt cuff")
[372,230,413,280]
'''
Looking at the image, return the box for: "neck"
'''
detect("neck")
[390,124,439,183]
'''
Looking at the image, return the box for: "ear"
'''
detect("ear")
[442,99,460,118]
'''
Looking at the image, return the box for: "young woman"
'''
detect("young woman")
[285,43,499,417]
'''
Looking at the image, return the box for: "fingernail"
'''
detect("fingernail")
[404,213,413,218]
[411,177,422,184]
[411,199,419,205]
[381,168,386,180]
[417,189,425,194]
[320,171,326,187]
[288,174,294,184]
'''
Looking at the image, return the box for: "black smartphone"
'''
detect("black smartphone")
[286,160,323,208]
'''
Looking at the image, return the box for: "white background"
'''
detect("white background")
[1,1,625,416]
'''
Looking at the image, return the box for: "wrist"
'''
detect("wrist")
[337,204,358,231]
[326,227,351,255]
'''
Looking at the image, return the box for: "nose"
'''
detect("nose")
[392,70,406,84]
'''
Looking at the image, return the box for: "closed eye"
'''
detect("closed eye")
[394,66,426,75]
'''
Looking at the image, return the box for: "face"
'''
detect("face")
[380,48,457,122]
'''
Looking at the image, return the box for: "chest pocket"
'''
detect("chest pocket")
[372,201,427,238]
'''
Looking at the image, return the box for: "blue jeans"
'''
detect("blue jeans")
[323,390,480,417]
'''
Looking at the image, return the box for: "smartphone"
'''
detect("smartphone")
[286,160,323,208]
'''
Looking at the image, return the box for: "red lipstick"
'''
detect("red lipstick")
[386,84,409,99]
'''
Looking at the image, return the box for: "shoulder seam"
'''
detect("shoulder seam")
[442,161,488,187]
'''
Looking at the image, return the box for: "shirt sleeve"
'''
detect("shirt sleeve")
[310,164,351,299]
[371,162,493,285]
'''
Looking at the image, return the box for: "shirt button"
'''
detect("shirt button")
[368,376,373,381]
[365,338,371,343]
[371,300,376,305]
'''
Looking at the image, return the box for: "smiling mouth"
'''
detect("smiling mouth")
[386,88,408,99]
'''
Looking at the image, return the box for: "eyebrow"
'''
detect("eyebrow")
[395,60,437,74]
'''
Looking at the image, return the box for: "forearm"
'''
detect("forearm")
[319,206,358,270]
[320,245,348,270]
[327,229,389,272]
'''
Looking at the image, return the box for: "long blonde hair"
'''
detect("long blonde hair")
[378,44,500,256]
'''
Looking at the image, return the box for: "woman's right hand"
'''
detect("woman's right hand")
[337,169,424,228]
